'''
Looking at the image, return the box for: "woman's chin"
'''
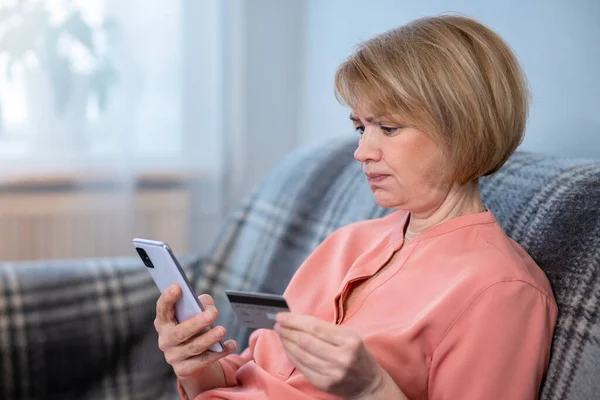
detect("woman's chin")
[372,191,401,209]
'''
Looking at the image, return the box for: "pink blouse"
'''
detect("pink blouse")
[179,210,557,399]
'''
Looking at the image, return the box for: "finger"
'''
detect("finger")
[280,337,337,393]
[276,313,345,345]
[197,293,215,308]
[222,339,238,352]
[167,306,220,345]
[181,326,227,358]
[156,284,180,324]
[197,294,219,319]
[275,322,338,361]
[174,340,238,378]
[166,325,228,365]
[280,335,332,376]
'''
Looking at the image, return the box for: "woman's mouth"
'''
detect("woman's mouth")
[365,173,389,183]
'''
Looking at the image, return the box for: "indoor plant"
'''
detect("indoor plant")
[0,0,118,151]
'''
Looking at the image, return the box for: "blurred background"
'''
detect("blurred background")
[0,0,598,262]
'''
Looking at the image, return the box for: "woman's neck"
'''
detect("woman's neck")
[404,181,485,242]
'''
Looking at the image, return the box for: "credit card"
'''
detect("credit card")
[225,290,290,329]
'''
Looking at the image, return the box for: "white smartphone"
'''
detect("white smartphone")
[132,238,224,353]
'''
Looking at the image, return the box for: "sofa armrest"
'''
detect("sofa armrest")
[0,254,203,400]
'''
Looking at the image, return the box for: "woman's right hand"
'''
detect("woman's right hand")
[154,284,238,383]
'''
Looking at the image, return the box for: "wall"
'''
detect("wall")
[298,0,600,159]
[222,0,306,206]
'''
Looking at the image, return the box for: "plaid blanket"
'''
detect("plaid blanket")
[1,138,599,399]
[0,256,202,399]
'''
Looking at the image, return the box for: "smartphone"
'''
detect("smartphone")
[133,238,224,353]
[225,290,291,330]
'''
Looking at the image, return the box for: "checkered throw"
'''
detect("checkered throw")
[1,138,599,399]
[0,255,204,399]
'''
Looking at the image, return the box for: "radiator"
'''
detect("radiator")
[0,180,192,261]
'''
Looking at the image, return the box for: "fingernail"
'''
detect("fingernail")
[207,305,218,318]
[216,327,225,336]
[202,312,212,323]
[169,285,177,295]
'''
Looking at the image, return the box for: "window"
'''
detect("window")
[0,0,226,260]
[0,0,185,168]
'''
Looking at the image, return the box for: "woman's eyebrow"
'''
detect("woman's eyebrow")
[349,114,378,123]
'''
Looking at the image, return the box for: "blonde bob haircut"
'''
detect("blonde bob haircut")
[335,15,529,184]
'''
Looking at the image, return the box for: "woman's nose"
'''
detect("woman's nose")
[354,130,381,163]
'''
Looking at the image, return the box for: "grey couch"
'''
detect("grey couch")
[1,138,599,399]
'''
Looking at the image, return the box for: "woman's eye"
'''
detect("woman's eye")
[381,126,399,135]
[354,126,365,135]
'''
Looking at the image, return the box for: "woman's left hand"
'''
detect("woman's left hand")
[275,313,404,399]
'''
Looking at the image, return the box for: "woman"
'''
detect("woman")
[155,15,557,399]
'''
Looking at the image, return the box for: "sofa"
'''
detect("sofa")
[1,138,599,399]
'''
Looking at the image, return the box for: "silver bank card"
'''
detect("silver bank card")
[225,290,290,329]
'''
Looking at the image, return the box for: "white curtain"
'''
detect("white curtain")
[0,0,308,262]
[0,0,228,260]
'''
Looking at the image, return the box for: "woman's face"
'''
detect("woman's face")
[352,108,451,213]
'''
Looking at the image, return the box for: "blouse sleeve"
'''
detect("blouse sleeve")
[217,329,262,387]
